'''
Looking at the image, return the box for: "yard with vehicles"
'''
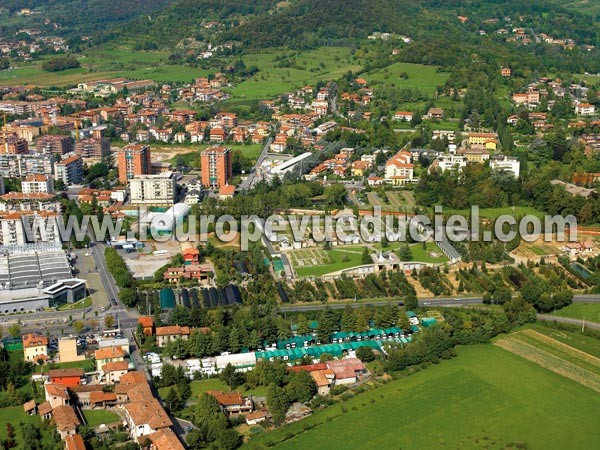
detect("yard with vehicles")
[245,344,600,450]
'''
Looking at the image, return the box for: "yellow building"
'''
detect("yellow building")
[23,333,48,363]
[94,346,126,372]
[58,338,85,363]
[468,133,497,147]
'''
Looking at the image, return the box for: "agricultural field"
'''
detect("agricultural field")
[363,62,450,95]
[551,302,600,323]
[495,329,600,392]
[291,247,364,277]
[529,323,600,358]
[228,47,362,99]
[245,344,600,449]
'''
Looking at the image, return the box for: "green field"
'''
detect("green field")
[441,206,547,220]
[551,303,600,323]
[530,323,600,358]
[82,409,121,427]
[292,247,365,277]
[35,359,95,374]
[0,406,44,442]
[0,45,209,87]
[363,62,449,95]
[229,47,362,99]
[408,242,449,263]
[246,344,600,450]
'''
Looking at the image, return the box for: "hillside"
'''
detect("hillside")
[0,0,177,39]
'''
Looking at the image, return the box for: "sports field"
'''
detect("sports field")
[245,344,600,449]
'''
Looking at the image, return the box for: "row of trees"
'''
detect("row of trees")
[104,247,137,306]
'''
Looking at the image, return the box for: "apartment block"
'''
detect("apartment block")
[34,135,74,155]
[74,137,111,159]
[118,144,151,183]
[129,172,175,206]
[200,146,232,188]
[55,155,84,185]
[21,174,54,194]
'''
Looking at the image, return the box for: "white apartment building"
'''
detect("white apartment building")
[21,174,54,194]
[129,172,175,206]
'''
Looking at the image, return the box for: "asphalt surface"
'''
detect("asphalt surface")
[239,137,273,191]
[537,314,600,330]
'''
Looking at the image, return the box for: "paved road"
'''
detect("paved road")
[239,137,273,191]
[279,294,600,312]
[537,314,600,330]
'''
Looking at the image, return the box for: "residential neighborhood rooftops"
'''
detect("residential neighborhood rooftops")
[125,398,172,430]
[147,428,186,450]
[44,383,69,399]
[207,390,244,406]
[95,346,126,360]
[52,405,80,432]
[102,360,129,372]
[48,368,84,378]
[22,333,48,348]
[155,325,191,336]
[64,434,86,450]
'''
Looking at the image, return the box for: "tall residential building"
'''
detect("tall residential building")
[55,155,83,186]
[200,146,232,188]
[129,172,175,206]
[1,134,28,154]
[34,135,74,155]
[74,137,111,159]
[21,174,54,194]
[118,144,151,183]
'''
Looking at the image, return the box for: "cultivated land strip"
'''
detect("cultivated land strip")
[495,332,600,393]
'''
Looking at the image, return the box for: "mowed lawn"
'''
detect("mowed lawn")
[409,242,449,263]
[246,345,600,450]
[229,47,362,99]
[551,303,600,323]
[82,409,121,427]
[363,62,449,95]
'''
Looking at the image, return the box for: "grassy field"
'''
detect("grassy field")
[245,344,600,450]
[0,45,208,87]
[0,406,45,442]
[363,62,449,95]
[530,323,600,358]
[551,303,600,323]
[229,47,362,99]
[495,329,600,392]
[292,247,365,277]
[82,409,121,427]
[35,359,95,374]
[409,242,449,263]
[441,206,547,220]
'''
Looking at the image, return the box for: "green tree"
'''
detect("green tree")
[8,324,20,339]
[103,314,115,329]
[356,346,375,362]
[72,321,85,334]
[285,370,317,403]
[266,385,290,426]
